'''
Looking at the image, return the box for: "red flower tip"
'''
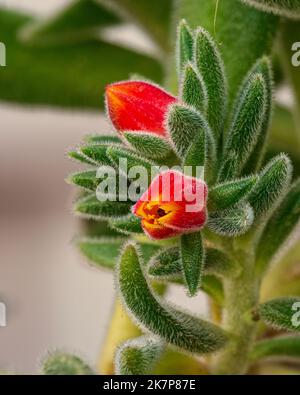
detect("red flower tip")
[105,81,176,137]
[132,170,208,240]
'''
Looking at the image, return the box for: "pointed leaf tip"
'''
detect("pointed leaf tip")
[180,232,204,296]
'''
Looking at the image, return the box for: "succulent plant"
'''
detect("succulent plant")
[65,22,300,375]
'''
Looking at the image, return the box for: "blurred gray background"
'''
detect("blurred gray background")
[0,0,207,374]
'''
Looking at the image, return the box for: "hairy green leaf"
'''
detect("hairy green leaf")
[177,19,194,74]
[115,336,163,375]
[67,170,99,191]
[171,0,278,104]
[42,352,94,375]
[78,237,158,269]
[183,124,206,176]
[256,179,300,270]
[180,62,208,114]
[110,214,143,235]
[68,150,97,166]
[84,135,122,145]
[207,203,254,237]
[149,246,235,280]
[209,176,257,211]
[250,336,300,362]
[168,104,215,160]
[75,193,131,219]
[194,27,227,139]
[243,57,274,172]
[148,247,182,280]
[148,248,225,304]
[118,242,228,354]
[180,232,204,296]
[248,154,292,218]
[123,132,172,160]
[220,73,266,180]
[217,153,239,183]
[80,145,114,165]
[259,297,300,332]
[241,0,300,19]
[77,237,125,269]
[107,146,156,179]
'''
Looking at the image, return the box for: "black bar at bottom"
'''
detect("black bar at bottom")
[0,375,297,392]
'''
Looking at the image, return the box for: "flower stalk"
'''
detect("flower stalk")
[212,242,259,374]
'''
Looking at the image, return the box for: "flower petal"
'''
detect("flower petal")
[105,81,176,136]
[141,219,178,240]
[132,170,208,240]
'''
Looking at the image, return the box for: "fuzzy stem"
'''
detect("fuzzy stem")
[212,244,259,374]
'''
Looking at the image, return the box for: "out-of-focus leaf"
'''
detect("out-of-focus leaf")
[153,348,208,374]
[281,20,300,145]
[21,0,120,44]
[250,336,300,363]
[42,352,95,375]
[241,0,300,19]
[177,20,194,74]
[78,236,158,269]
[256,179,300,271]
[202,275,224,306]
[78,237,125,269]
[261,241,300,302]
[0,9,163,109]
[99,298,141,374]
[267,106,300,176]
[99,0,173,52]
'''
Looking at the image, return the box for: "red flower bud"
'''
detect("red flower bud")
[105,81,176,137]
[132,170,207,240]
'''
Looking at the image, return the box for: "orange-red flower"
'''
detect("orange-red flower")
[132,170,208,240]
[105,81,176,137]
